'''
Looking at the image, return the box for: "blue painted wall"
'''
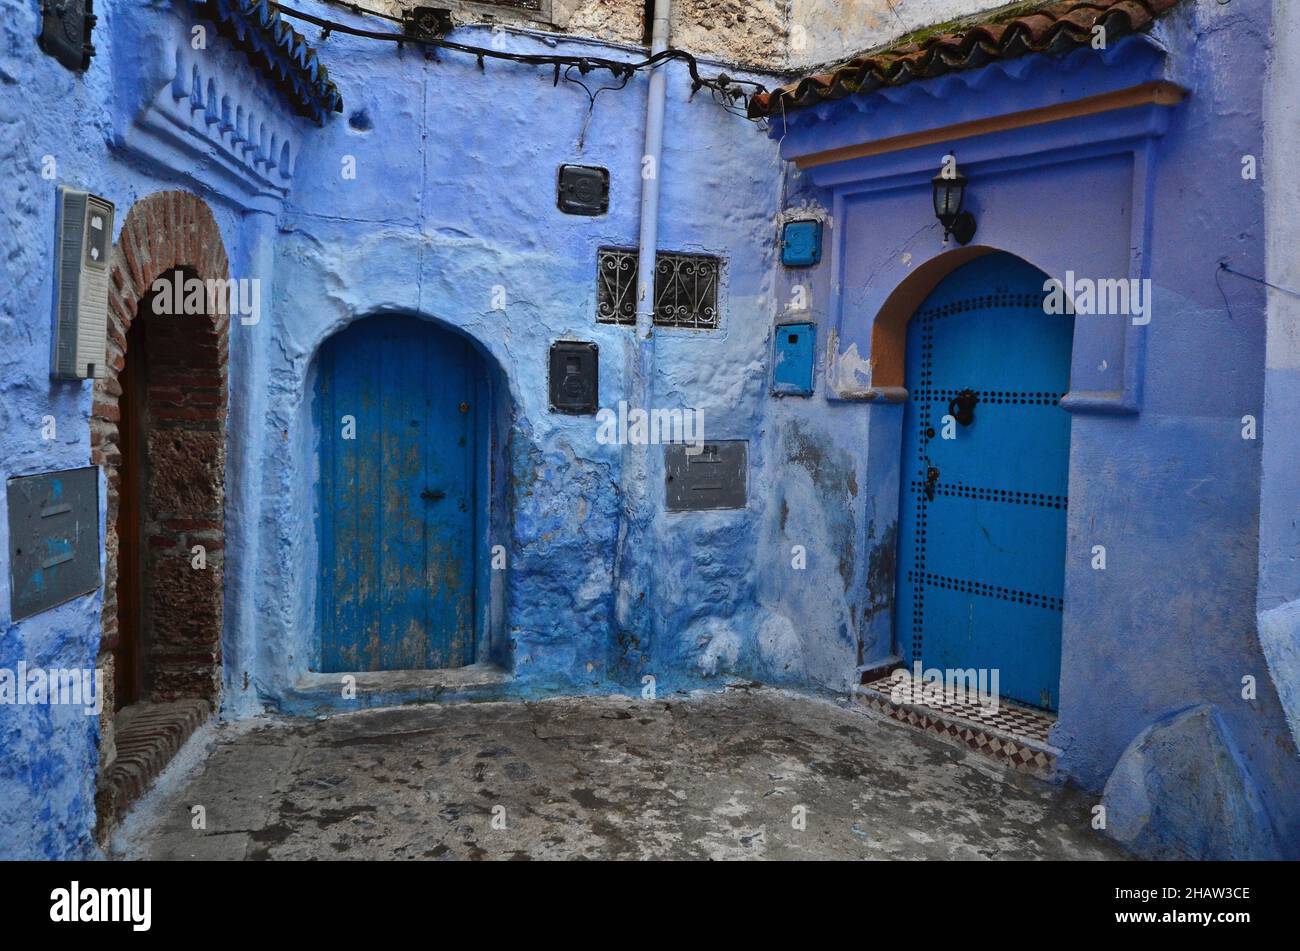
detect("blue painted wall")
[231,2,787,715]
[0,0,291,858]
[3,0,789,856]
[763,0,1300,857]
[4,0,1297,861]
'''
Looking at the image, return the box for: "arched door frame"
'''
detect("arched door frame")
[301,309,508,679]
[859,246,1083,706]
[93,190,231,824]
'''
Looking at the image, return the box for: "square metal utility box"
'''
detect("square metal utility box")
[549,340,599,414]
[6,467,101,621]
[38,0,96,71]
[780,219,822,268]
[51,186,114,380]
[665,441,747,512]
[773,321,816,396]
[557,164,610,217]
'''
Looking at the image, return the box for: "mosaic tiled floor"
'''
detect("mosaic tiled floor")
[856,670,1059,778]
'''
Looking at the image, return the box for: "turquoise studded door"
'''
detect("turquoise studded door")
[894,253,1074,711]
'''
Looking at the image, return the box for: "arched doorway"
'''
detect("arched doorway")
[894,251,1073,710]
[314,314,487,672]
[94,192,230,831]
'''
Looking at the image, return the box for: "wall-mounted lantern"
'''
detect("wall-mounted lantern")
[932,170,977,245]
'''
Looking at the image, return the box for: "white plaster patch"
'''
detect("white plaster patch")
[697,620,741,676]
[831,340,874,392]
[757,612,805,679]
[776,198,830,227]
[575,557,610,606]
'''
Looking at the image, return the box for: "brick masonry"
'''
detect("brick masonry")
[96,699,213,833]
[92,191,230,834]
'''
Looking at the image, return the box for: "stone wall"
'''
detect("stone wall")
[367,0,1005,68]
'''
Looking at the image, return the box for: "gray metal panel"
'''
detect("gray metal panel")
[51,187,112,380]
[664,441,747,512]
[6,467,101,621]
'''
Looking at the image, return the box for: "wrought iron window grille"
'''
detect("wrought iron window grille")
[597,248,721,330]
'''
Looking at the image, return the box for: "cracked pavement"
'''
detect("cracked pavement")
[113,686,1126,860]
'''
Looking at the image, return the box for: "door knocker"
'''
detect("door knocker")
[948,389,978,427]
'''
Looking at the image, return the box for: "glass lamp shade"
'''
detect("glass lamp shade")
[932,172,967,223]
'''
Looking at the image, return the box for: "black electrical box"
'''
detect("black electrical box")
[664,441,748,512]
[39,0,96,72]
[557,165,610,216]
[549,340,599,414]
[403,7,453,40]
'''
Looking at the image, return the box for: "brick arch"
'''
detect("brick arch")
[93,191,230,713]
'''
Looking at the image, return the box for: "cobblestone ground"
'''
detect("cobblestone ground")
[113,686,1126,860]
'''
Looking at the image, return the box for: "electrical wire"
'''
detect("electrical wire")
[269,2,770,125]
[1219,262,1300,298]
[1216,261,1300,323]
[565,63,632,151]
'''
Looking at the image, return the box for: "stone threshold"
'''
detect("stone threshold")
[855,668,1059,779]
[96,699,212,837]
[277,664,513,716]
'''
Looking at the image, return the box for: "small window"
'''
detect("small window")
[597,248,721,330]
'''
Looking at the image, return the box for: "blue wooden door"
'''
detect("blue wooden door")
[895,253,1073,710]
[316,314,478,672]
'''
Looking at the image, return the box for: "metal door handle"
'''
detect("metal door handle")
[421,489,445,502]
[948,389,977,426]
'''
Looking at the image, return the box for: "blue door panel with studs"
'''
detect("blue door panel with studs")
[894,252,1073,711]
[316,314,478,672]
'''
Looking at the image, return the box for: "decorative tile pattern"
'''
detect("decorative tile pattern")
[857,671,1059,778]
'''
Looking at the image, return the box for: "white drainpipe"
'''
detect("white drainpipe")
[635,0,671,342]
[613,0,671,666]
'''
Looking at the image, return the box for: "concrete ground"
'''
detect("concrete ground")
[113,686,1126,860]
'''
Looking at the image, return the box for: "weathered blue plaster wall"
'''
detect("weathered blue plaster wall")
[0,0,303,857]
[1257,0,1300,772]
[763,0,1300,857]
[227,4,787,714]
[8,0,1294,862]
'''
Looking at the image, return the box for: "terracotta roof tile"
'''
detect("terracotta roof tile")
[750,0,1183,118]
[200,0,344,124]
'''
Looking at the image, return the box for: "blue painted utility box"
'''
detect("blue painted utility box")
[772,321,815,396]
[780,219,822,267]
